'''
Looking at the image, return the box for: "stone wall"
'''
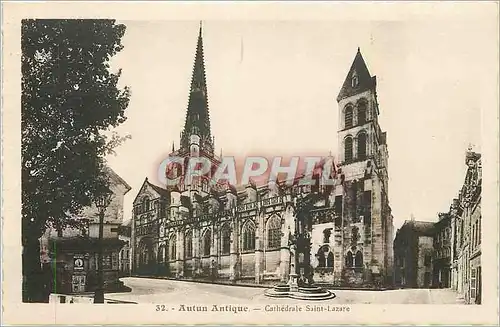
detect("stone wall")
[264,250,280,274]
[241,253,255,277]
[417,236,433,288]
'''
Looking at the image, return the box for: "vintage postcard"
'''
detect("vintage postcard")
[2,1,499,325]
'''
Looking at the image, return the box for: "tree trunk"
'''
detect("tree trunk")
[22,234,46,302]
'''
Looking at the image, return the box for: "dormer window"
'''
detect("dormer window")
[351,73,359,88]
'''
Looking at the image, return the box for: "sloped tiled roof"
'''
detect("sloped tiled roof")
[180,195,192,209]
[105,166,132,193]
[400,220,435,237]
[147,181,170,199]
[412,221,435,235]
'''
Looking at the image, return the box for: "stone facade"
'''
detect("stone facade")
[433,212,452,288]
[451,150,482,304]
[393,220,434,288]
[131,27,394,288]
[118,221,132,276]
[393,149,481,300]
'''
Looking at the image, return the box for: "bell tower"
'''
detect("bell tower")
[337,48,388,190]
[336,48,392,285]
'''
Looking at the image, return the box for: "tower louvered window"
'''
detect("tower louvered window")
[345,107,353,128]
[358,133,367,160]
[345,137,353,162]
[358,102,367,125]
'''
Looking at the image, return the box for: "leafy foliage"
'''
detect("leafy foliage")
[21,19,131,302]
[21,19,130,242]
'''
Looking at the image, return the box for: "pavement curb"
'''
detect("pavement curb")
[125,275,395,291]
[128,275,273,289]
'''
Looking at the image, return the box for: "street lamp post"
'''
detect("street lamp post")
[94,193,112,304]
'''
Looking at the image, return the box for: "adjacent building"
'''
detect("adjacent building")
[130,24,394,288]
[433,211,452,288]
[39,167,132,294]
[451,149,482,304]
[393,220,435,288]
[118,220,132,276]
[393,148,481,304]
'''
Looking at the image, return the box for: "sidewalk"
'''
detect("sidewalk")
[129,274,273,289]
[129,275,394,291]
[49,293,137,304]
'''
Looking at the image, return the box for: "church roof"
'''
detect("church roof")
[180,22,213,151]
[104,166,132,194]
[401,220,435,237]
[147,180,170,199]
[337,48,377,102]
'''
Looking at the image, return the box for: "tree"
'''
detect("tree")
[21,19,130,302]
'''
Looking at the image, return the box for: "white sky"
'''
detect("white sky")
[106,19,489,232]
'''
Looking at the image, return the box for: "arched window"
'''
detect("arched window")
[344,137,353,162]
[267,216,281,249]
[357,132,367,160]
[142,196,150,212]
[221,224,231,255]
[357,101,367,125]
[355,250,363,268]
[317,245,332,268]
[323,229,332,243]
[158,245,165,263]
[203,229,211,256]
[317,250,326,268]
[327,252,334,268]
[184,230,193,259]
[345,251,353,268]
[168,234,177,261]
[140,245,149,265]
[345,106,353,129]
[242,221,256,251]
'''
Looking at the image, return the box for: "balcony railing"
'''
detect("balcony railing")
[217,209,233,218]
[136,222,158,236]
[237,201,258,212]
[315,267,334,275]
[261,196,283,207]
[311,208,337,225]
[167,216,198,227]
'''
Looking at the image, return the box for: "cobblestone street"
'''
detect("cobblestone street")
[105,277,465,305]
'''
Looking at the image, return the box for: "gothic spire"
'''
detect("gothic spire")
[180,21,213,153]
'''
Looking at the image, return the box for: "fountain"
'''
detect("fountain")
[265,192,335,300]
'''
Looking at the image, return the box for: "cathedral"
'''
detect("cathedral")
[131,24,394,288]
